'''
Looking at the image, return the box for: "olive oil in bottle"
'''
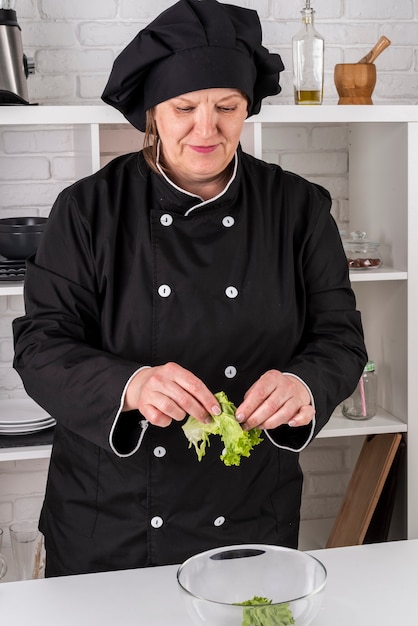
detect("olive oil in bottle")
[292,0,324,105]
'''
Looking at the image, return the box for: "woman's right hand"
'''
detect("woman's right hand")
[122,362,220,428]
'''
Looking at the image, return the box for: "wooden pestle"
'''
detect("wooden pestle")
[357,36,391,64]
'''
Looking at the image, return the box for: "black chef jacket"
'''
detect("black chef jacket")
[13,147,367,576]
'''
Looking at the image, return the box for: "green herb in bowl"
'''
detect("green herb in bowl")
[236,596,295,626]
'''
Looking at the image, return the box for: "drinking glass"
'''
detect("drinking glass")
[0,527,7,580]
[9,520,44,580]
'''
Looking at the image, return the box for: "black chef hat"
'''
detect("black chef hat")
[101,0,284,132]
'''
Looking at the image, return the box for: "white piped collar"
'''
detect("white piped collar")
[155,142,238,216]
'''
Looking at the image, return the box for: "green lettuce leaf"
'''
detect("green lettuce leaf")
[236,596,295,626]
[182,391,263,467]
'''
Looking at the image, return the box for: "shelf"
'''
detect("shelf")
[0,444,51,462]
[1,104,418,127]
[318,407,407,439]
[0,282,24,296]
[256,104,418,124]
[0,105,123,125]
[349,267,407,282]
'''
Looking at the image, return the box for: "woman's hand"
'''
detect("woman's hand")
[123,362,220,427]
[235,370,315,431]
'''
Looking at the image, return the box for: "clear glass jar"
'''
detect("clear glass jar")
[342,361,377,420]
[343,231,382,270]
[292,0,324,105]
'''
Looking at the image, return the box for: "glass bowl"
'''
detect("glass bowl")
[177,544,327,626]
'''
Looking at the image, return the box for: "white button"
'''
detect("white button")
[222,216,235,227]
[214,516,226,527]
[225,366,237,379]
[151,516,164,529]
[225,286,238,299]
[153,446,166,458]
[160,214,173,226]
[158,284,171,298]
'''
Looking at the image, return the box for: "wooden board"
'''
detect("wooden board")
[326,433,402,548]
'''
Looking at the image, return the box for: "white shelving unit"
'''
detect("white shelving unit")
[1,104,417,538]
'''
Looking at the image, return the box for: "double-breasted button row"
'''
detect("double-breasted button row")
[158,212,238,300]
[157,214,239,381]
[160,213,235,228]
[150,447,227,530]
[153,209,237,532]
[158,283,238,300]
[150,444,165,529]
[150,515,226,529]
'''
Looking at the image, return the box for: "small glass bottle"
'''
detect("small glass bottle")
[292,0,324,105]
[342,361,377,420]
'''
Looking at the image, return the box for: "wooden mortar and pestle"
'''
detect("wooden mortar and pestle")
[334,36,391,104]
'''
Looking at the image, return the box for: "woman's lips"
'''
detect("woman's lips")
[189,145,218,154]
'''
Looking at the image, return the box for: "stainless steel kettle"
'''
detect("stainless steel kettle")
[0,0,34,104]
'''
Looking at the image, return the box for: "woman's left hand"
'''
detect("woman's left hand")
[234,370,315,431]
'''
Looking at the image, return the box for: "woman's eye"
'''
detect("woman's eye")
[218,106,237,112]
[176,107,194,113]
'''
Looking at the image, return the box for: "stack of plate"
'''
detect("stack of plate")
[0,399,56,436]
[0,256,26,282]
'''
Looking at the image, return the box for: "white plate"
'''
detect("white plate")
[0,398,52,425]
[0,416,54,427]
[0,419,56,435]
[0,416,55,430]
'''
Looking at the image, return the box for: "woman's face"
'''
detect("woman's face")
[152,88,248,194]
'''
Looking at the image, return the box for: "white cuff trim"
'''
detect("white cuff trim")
[109,365,151,458]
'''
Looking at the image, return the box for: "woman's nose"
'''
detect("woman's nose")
[194,108,217,137]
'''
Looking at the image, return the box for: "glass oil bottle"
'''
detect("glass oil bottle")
[292,0,324,105]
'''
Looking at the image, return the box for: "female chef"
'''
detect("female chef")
[13,0,367,577]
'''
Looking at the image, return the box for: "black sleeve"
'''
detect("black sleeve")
[13,188,143,453]
[268,181,367,449]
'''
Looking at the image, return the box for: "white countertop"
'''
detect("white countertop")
[0,539,416,625]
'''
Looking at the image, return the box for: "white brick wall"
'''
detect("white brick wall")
[12,0,418,106]
[1,0,416,563]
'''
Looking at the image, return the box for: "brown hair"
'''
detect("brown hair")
[143,109,159,173]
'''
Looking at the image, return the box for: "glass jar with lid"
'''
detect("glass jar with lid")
[343,231,382,270]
